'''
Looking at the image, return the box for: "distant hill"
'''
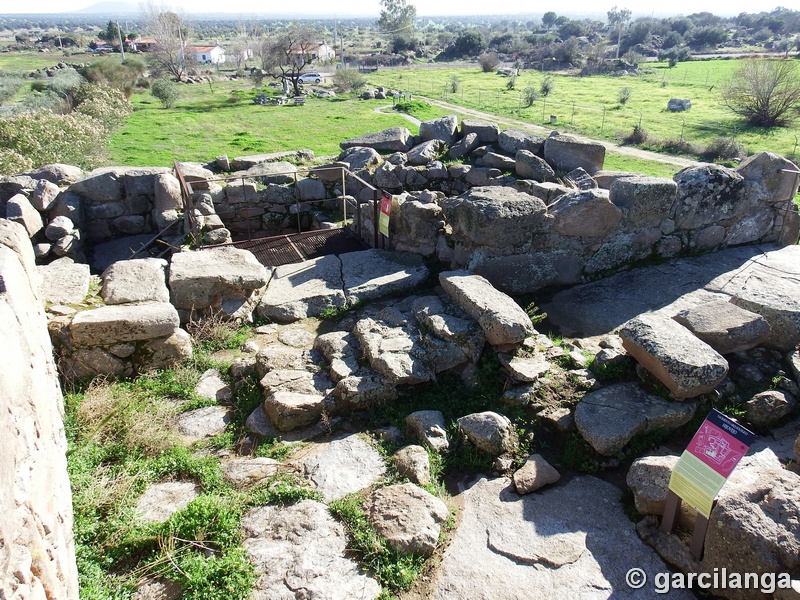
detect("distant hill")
[71,2,139,14]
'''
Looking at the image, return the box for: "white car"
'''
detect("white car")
[298,72,323,84]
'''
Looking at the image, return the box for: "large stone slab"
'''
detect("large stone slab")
[544,245,800,339]
[257,254,345,323]
[242,500,381,600]
[673,300,770,355]
[620,313,729,398]
[340,126,413,153]
[498,129,545,155]
[549,189,622,238]
[543,134,605,175]
[300,434,386,501]
[439,270,534,347]
[419,114,458,146]
[38,259,90,305]
[609,176,677,228]
[341,249,428,305]
[169,247,270,317]
[575,382,697,455]
[673,163,746,230]
[430,476,693,599]
[70,302,180,346]
[6,193,43,237]
[101,258,170,305]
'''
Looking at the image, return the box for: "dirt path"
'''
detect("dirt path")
[419,97,695,170]
[375,104,421,126]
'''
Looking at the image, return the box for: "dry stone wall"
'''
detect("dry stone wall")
[0,219,78,600]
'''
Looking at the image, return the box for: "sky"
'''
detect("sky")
[0,0,780,17]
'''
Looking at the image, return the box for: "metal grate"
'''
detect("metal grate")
[220,228,368,267]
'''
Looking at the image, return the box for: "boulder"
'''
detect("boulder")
[30,179,61,212]
[498,353,551,382]
[301,434,387,501]
[144,328,193,369]
[673,300,770,355]
[367,483,449,556]
[340,127,414,153]
[620,313,729,398]
[419,114,458,145]
[70,302,180,346]
[543,134,605,175]
[407,139,444,166]
[471,250,583,295]
[224,180,258,204]
[457,411,516,456]
[341,249,429,306]
[37,259,90,304]
[333,374,398,409]
[736,151,800,204]
[744,390,796,428]
[353,313,434,385]
[549,189,622,238]
[476,152,516,171]
[177,405,233,440]
[513,454,560,494]
[593,170,641,190]
[673,164,746,230]
[729,282,800,351]
[70,167,125,202]
[24,163,83,185]
[264,390,328,431]
[243,501,381,599]
[6,193,43,237]
[498,129,545,155]
[101,258,170,305]
[575,382,698,455]
[609,176,677,228]
[447,132,480,159]
[667,98,691,112]
[339,146,381,170]
[174,162,213,190]
[153,173,183,212]
[135,482,200,524]
[168,247,270,318]
[515,150,556,182]
[45,215,74,241]
[257,254,344,323]
[194,368,232,402]
[406,410,449,453]
[441,186,548,249]
[393,445,431,485]
[626,454,697,525]
[461,119,500,144]
[49,191,84,229]
[228,151,311,171]
[237,160,296,185]
[296,177,326,201]
[563,167,597,190]
[440,270,534,347]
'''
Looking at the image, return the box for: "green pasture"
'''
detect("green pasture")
[109,82,417,166]
[0,50,118,72]
[368,58,800,161]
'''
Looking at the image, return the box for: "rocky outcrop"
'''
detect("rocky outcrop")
[0,219,79,600]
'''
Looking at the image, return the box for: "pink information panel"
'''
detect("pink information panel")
[685,409,755,478]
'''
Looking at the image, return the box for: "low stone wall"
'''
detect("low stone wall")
[0,219,79,599]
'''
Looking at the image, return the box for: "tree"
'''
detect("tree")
[259,27,318,97]
[378,0,416,34]
[477,52,501,72]
[722,59,800,127]
[542,12,558,31]
[142,4,191,82]
[98,20,124,49]
[151,78,180,108]
[607,6,632,59]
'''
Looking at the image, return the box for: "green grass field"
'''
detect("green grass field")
[367,58,800,161]
[109,82,417,166]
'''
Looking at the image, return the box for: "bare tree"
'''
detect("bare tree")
[258,27,318,97]
[607,6,632,60]
[722,59,800,127]
[142,2,191,82]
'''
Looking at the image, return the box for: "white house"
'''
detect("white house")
[183,45,225,65]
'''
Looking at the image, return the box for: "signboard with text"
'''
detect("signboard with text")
[379,192,392,237]
[668,409,755,517]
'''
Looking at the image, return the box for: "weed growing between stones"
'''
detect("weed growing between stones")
[185,312,253,354]
[328,493,427,595]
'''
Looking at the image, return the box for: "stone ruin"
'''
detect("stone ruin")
[2,115,800,598]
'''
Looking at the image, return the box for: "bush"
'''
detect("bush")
[624,124,648,144]
[151,78,180,108]
[540,76,554,97]
[478,52,501,72]
[49,69,85,101]
[0,148,33,176]
[618,87,632,104]
[523,86,539,107]
[701,136,746,162]
[73,83,132,131]
[506,75,517,90]
[331,67,366,93]
[0,74,23,105]
[80,58,146,97]
[448,75,460,93]
[722,59,800,127]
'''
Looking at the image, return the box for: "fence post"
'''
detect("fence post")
[496,90,500,113]
[571,102,575,125]
[601,106,606,134]
[542,98,546,123]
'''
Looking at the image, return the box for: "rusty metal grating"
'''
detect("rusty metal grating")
[222,228,368,267]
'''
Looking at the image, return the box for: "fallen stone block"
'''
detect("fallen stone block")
[673,300,770,355]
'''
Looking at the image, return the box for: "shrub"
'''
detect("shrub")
[618,87,632,105]
[331,67,366,93]
[448,74,460,93]
[478,51,501,73]
[506,75,517,90]
[0,73,23,105]
[701,136,746,162]
[49,69,85,101]
[0,148,33,176]
[80,58,146,97]
[540,76,554,97]
[151,78,180,108]
[624,124,648,144]
[523,86,539,107]
[73,83,132,131]
[721,59,800,127]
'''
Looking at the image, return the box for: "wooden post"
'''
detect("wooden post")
[661,489,681,534]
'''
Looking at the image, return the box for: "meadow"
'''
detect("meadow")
[367,58,800,161]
